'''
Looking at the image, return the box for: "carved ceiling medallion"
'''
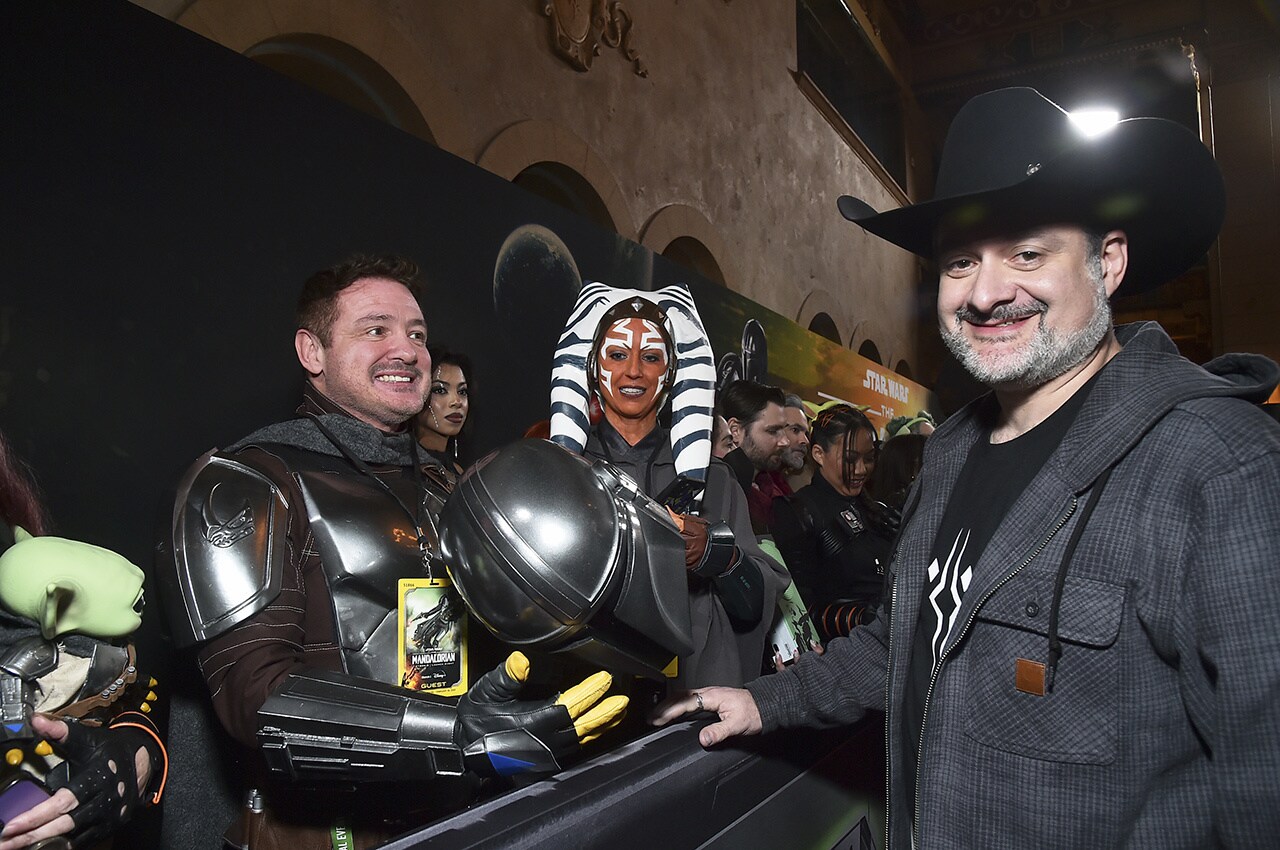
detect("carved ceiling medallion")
[544,0,648,77]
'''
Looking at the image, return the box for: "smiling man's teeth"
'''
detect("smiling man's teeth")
[377,375,411,383]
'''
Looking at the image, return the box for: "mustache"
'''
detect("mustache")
[371,360,423,380]
[953,300,1047,325]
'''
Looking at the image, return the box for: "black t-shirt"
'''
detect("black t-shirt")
[901,376,1097,820]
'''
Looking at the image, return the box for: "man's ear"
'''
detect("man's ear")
[1100,230,1129,298]
[726,417,745,447]
[295,328,325,378]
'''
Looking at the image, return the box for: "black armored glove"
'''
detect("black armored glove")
[862,498,901,539]
[45,719,159,848]
[456,652,628,778]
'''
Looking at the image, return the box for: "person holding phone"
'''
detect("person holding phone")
[0,431,166,850]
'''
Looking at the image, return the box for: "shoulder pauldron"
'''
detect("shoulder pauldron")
[158,452,289,648]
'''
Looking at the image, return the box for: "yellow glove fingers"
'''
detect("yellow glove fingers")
[573,695,629,743]
[555,670,613,717]
[504,651,531,684]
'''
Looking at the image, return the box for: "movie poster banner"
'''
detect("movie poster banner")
[685,277,937,436]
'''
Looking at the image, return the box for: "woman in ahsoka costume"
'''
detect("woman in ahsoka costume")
[550,283,788,688]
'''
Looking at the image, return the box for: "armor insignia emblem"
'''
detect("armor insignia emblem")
[202,483,255,548]
[839,509,864,535]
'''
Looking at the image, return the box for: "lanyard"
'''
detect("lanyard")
[306,414,441,577]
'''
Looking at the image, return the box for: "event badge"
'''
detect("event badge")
[397,577,468,697]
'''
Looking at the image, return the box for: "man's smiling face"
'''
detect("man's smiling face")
[303,276,429,430]
[936,225,1120,391]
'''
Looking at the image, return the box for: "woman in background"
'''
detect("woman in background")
[869,432,928,512]
[415,345,472,474]
[770,405,897,643]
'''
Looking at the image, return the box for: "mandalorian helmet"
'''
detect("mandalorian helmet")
[438,439,693,680]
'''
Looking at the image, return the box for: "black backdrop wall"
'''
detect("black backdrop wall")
[2,3,706,844]
[2,0,692,567]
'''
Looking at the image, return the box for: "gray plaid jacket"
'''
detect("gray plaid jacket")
[748,322,1280,848]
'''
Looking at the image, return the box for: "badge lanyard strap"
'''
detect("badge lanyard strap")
[306,414,441,579]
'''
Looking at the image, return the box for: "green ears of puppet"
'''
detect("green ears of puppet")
[0,526,146,640]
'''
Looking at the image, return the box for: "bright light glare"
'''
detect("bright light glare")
[1068,108,1121,138]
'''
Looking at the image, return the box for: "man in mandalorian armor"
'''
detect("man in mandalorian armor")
[158,257,641,849]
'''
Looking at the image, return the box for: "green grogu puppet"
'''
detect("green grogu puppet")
[0,527,144,640]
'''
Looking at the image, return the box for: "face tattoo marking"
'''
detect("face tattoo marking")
[597,318,670,419]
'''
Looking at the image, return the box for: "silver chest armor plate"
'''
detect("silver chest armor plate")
[161,444,450,684]
[278,446,449,684]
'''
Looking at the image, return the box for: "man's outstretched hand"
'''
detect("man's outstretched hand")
[649,687,762,748]
[456,652,628,776]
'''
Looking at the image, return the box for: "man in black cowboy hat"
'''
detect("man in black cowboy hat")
[654,87,1280,846]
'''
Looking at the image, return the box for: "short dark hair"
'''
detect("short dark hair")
[718,380,786,429]
[428,344,473,388]
[297,255,422,346]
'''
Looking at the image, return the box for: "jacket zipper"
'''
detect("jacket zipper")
[910,496,1078,844]
[884,570,898,850]
[882,483,922,850]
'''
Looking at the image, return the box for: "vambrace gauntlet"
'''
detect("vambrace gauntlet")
[689,520,764,626]
[256,668,465,783]
[256,653,626,784]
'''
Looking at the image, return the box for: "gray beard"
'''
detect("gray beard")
[941,281,1112,391]
[782,449,808,474]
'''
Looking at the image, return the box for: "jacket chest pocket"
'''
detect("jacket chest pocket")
[960,571,1125,764]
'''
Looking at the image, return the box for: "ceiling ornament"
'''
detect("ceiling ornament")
[543,1,648,77]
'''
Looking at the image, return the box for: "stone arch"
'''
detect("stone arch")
[512,161,616,232]
[795,289,845,344]
[640,204,736,288]
[245,34,434,143]
[894,359,914,380]
[477,120,635,239]
[807,312,841,345]
[661,238,726,286]
[175,0,470,155]
[857,338,883,365]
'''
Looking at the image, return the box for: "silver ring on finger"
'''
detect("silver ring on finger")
[694,692,705,712]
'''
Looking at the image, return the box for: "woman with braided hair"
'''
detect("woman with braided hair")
[770,404,897,643]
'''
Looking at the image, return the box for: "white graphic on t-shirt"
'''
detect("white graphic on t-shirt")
[926,530,974,664]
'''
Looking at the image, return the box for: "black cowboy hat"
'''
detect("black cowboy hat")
[838,87,1225,294]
